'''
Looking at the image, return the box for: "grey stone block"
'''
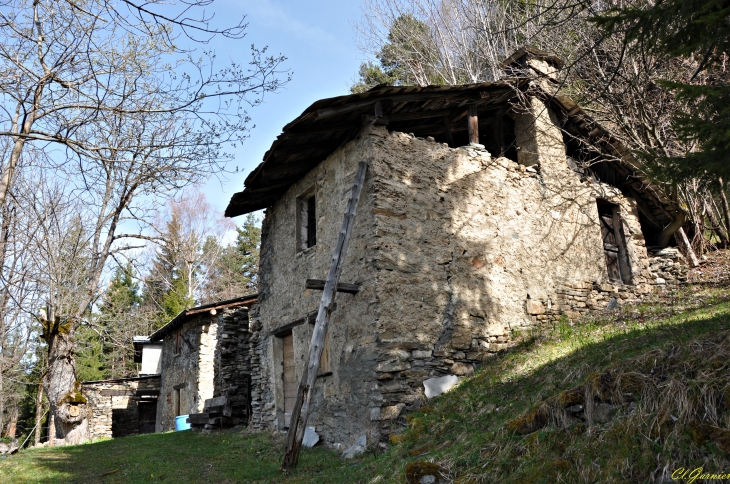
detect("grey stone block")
[341,435,367,459]
[303,427,319,448]
[423,375,459,399]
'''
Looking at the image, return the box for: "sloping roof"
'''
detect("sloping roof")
[225,80,524,217]
[148,294,258,342]
[225,78,676,229]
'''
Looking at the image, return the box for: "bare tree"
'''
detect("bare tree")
[356,0,729,256]
[0,0,287,444]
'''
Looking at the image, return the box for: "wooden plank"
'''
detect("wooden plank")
[100,389,134,397]
[315,90,512,118]
[285,121,361,137]
[282,333,296,423]
[281,161,369,470]
[386,108,455,122]
[187,413,210,425]
[305,279,360,294]
[612,207,633,284]
[468,104,479,145]
[203,396,227,410]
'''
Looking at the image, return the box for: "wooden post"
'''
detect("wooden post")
[442,115,454,147]
[467,104,479,145]
[675,227,700,268]
[281,161,369,470]
[719,177,730,248]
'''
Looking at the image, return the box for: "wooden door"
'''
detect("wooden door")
[282,334,296,428]
[599,212,622,282]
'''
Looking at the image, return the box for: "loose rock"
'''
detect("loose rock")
[341,435,367,459]
[423,375,459,399]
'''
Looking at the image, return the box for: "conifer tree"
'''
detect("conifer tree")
[593,0,730,183]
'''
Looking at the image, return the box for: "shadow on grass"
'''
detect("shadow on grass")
[337,299,730,483]
[7,300,730,484]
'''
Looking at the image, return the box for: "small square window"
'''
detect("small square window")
[297,190,316,251]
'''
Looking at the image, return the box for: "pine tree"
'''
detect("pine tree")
[201,213,261,302]
[351,14,445,93]
[142,213,195,327]
[593,0,730,183]
[77,264,142,380]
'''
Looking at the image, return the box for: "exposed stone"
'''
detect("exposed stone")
[605,298,620,311]
[376,360,411,373]
[526,300,546,315]
[341,435,367,459]
[405,461,449,484]
[423,375,459,399]
[412,350,433,359]
[451,362,473,376]
[381,403,406,420]
[486,322,506,336]
[0,440,18,455]
[303,427,320,448]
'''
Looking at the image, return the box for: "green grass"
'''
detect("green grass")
[3,277,730,483]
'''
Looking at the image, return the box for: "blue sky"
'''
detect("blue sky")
[199,0,367,219]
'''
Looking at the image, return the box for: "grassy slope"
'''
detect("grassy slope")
[2,254,730,483]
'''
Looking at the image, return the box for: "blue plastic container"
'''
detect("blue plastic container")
[175,415,191,431]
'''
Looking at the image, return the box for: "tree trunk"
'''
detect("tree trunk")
[42,315,89,445]
[34,383,44,446]
[675,227,700,267]
[6,407,17,438]
[703,196,728,247]
[0,367,4,436]
[719,178,730,248]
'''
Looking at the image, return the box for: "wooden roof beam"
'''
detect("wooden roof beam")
[315,89,513,119]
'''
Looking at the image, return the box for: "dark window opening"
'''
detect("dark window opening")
[597,200,632,284]
[306,195,316,248]
[298,191,316,251]
[174,330,181,355]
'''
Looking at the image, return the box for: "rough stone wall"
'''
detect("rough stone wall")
[83,376,160,440]
[212,307,252,422]
[648,247,688,287]
[255,129,380,449]
[156,316,215,431]
[252,96,675,448]
[367,97,658,435]
[248,303,273,430]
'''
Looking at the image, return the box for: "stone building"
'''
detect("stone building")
[221,48,686,450]
[150,295,257,432]
[83,375,161,440]
[82,338,162,440]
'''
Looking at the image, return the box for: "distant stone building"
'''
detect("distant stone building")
[149,295,257,432]
[222,48,687,450]
[83,375,161,440]
[83,338,162,440]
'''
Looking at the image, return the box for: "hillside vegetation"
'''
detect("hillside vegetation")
[1,252,729,483]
